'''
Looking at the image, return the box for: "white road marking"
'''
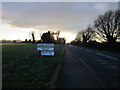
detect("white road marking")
[95,60,119,69]
[71,45,119,61]
[84,49,92,53]
[78,57,108,88]
[96,53,118,60]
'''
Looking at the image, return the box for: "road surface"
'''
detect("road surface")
[56,45,120,88]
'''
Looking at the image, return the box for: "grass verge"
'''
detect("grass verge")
[2,43,64,88]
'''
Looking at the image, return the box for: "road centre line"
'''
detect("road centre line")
[78,57,109,88]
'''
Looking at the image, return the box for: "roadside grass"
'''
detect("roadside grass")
[2,43,64,88]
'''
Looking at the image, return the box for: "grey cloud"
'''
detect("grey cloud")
[2,2,118,30]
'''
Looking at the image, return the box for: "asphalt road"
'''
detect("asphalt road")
[56,45,120,88]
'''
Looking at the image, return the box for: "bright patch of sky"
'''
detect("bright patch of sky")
[0,2,118,42]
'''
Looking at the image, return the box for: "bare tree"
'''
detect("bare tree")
[32,32,35,43]
[76,26,95,43]
[76,32,82,42]
[94,10,120,43]
[29,31,35,43]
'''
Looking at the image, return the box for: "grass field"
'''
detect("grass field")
[2,43,64,88]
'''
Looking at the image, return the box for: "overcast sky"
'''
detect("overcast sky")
[0,2,118,42]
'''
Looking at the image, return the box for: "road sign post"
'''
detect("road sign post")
[37,43,54,56]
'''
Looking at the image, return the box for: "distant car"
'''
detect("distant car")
[67,43,70,45]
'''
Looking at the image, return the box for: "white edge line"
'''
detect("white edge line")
[74,45,118,60]
[96,53,118,60]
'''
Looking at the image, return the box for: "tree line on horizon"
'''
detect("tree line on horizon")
[24,31,66,44]
[2,31,66,44]
[72,9,120,44]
